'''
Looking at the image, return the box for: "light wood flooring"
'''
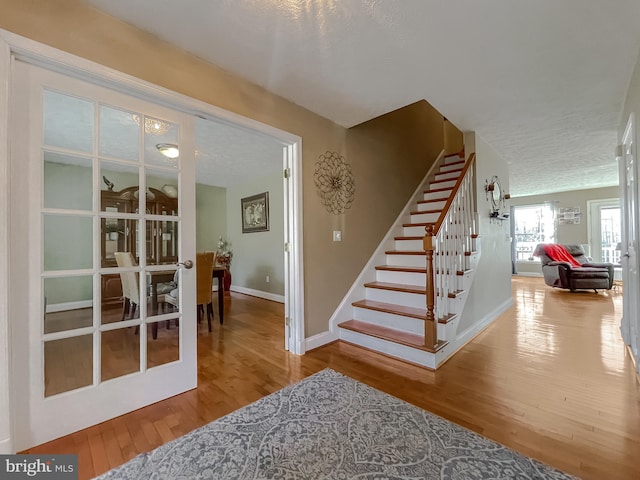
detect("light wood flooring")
[25,277,640,479]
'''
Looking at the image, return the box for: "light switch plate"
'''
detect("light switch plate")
[333,230,342,242]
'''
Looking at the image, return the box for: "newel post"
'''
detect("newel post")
[423,223,437,348]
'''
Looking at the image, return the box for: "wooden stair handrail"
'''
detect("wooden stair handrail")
[431,152,476,236]
[422,152,476,351]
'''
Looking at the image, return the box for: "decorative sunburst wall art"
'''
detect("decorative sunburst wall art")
[314,151,356,214]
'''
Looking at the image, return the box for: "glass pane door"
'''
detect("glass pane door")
[10,60,197,450]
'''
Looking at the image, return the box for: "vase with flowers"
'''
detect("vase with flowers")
[216,236,233,291]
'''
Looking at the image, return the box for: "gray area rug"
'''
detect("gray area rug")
[95,369,576,479]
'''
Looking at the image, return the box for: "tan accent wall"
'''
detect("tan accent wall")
[444,119,464,155]
[0,0,444,337]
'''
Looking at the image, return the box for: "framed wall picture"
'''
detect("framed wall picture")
[241,192,269,233]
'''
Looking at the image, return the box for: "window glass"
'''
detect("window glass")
[513,204,556,262]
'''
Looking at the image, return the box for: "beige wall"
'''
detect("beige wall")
[510,186,620,274]
[444,119,464,155]
[456,134,512,334]
[621,45,640,147]
[510,186,620,245]
[0,0,443,337]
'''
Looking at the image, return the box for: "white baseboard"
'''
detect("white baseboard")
[46,300,92,313]
[513,272,542,277]
[455,297,513,349]
[305,330,338,351]
[0,436,14,454]
[229,285,284,303]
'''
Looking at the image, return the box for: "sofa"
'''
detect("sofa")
[533,243,614,291]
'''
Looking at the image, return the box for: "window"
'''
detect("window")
[512,204,556,261]
[588,199,621,264]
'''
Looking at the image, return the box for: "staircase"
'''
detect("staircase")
[336,151,478,369]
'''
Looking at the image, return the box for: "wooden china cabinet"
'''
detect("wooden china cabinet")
[101,186,178,305]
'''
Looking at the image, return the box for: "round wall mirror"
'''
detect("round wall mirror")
[485,175,507,214]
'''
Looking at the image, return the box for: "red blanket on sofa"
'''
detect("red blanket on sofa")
[542,244,582,267]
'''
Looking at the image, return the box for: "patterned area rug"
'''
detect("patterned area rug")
[95,369,576,479]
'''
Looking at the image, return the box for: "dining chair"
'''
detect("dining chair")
[114,252,140,320]
[115,251,161,339]
[196,251,216,332]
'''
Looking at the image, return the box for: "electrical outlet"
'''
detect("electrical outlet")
[333,230,342,242]
[266,275,270,283]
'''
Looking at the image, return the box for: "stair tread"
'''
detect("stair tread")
[352,299,426,318]
[403,221,435,227]
[438,313,457,324]
[411,209,440,215]
[436,168,463,176]
[417,197,449,204]
[431,178,456,184]
[424,187,453,194]
[441,160,465,167]
[385,250,426,256]
[364,281,425,294]
[376,265,426,273]
[338,319,446,353]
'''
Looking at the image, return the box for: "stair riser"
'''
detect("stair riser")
[403,225,427,236]
[423,190,451,201]
[376,269,426,286]
[435,171,460,182]
[437,321,456,340]
[385,254,426,268]
[429,179,456,190]
[440,162,463,173]
[352,307,425,334]
[416,200,446,212]
[338,329,436,369]
[365,287,426,309]
[394,239,423,251]
[444,155,463,165]
[411,212,439,223]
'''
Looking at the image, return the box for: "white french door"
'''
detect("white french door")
[619,113,639,373]
[9,60,197,449]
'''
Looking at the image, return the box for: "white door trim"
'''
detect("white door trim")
[0,28,305,453]
[620,112,639,371]
[0,38,13,454]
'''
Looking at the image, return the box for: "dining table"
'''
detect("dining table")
[147,267,225,329]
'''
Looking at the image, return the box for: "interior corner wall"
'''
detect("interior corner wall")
[621,44,640,145]
[303,100,445,336]
[444,119,464,155]
[457,133,512,334]
[226,172,285,296]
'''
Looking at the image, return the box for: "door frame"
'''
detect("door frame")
[0,29,305,453]
[619,112,639,372]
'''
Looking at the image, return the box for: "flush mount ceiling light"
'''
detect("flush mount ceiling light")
[132,114,171,135]
[156,143,180,159]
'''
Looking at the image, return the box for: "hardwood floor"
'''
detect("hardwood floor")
[25,278,640,479]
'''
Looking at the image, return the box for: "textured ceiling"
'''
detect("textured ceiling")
[195,118,283,188]
[87,0,640,196]
[43,89,283,187]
